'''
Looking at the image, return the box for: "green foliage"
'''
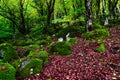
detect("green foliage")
[56,28,68,38]
[28,50,49,63]
[49,41,72,56]
[69,38,78,44]
[30,24,47,40]
[82,29,110,40]
[0,43,18,62]
[52,18,70,25]
[0,62,16,80]
[0,26,13,39]
[96,43,106,53]
[19,58,43,78]
[93,23,103,30]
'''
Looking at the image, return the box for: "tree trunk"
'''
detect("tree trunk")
[18,0,27,35]
[46,0,55,33]
[96,0,100,18]
[85,0,93,32]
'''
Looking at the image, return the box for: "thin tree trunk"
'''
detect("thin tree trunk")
[85,0,93,32]
[46,0,55,33]
[19,0,27,34]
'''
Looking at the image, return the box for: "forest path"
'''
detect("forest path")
[24,26,120,80]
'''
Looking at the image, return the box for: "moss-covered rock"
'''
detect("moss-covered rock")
[18,58,43,78]
[96,43,106,53]
[36,40,49,46]
[82,29,110,40]
[0,62,16,80]
[69,38,78,44]
[28,50,49,63]
[82,31,94,40]
[49,41,72,56]
[0,43,18,62]
[12,39,26,46]
[16,47,30,58]
[28,44,40,50]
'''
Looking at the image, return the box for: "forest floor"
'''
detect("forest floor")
[24,26,120,80]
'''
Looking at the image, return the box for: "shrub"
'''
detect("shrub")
[0,43,18,62]
[28,50,49,63]
[0,62,16,80]
[96,43,106,53]
[49,41,72,56]
[69,26,85,36]
[18,58,43,78]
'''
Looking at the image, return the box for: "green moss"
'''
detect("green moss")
[82,31,94,40]
[82,29,110,40]
[49,41,72,56]
[28,51,49,63]
[36,40,49,45]
[12,59,22,70]
[69,38,78,44]
[93,23,103,30]
[12,39,26,46]
[94,29,110,40]
[0,62,16,80]
[0,43,18,62]
[29,44,40,49]
[19,58,43,78]
[96,43,106,53]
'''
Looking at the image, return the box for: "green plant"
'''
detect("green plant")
[19,58,43,78]
[0,62,16,80]
[49,41,72,56]
[28,50,49,63]
[0,43,18,62]
[96,43,106,53]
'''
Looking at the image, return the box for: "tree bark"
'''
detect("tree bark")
[85,0,93,32]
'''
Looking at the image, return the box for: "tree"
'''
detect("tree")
[0,0,36,35]
[85,0,93,32]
